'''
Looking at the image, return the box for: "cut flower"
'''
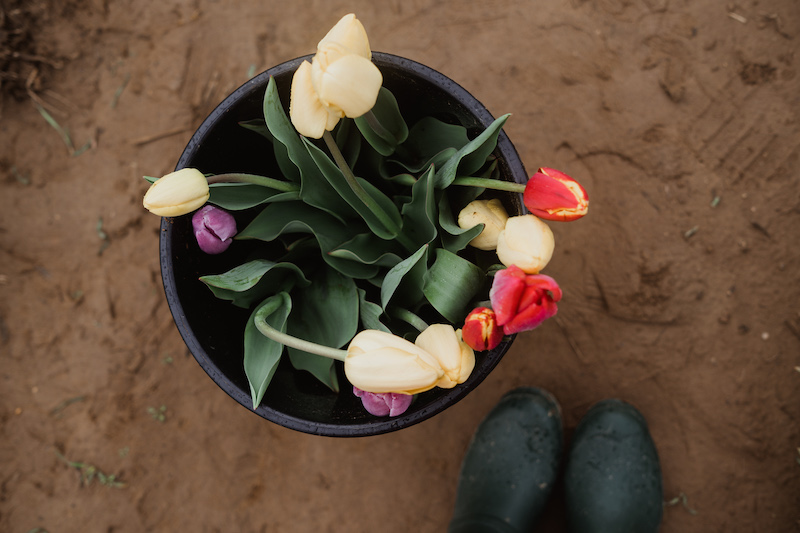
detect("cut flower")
[462,307,503,351]
[143,168,209,217]
[192,205,237,255]
[290,14,383,138]
[353,387,413,417]
[489,265,562,335]
[457,198,509,251]
[345,330,444,394]
[523,167,589,222]
[415,324,475,389]
[496,215,554,274]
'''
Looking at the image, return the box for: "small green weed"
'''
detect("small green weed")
[56,451,125,488]
[147,405,167,423]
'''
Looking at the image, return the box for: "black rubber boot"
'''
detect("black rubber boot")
[564,399,663,533]
[448,387,563,533]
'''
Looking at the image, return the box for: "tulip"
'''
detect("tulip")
[345,330,444,394]
[462,307,503,351]
[496,214,554,274]
[192,205,237,255]
[143,168,210,217]
[524,167,589,222]
[415,324,475,389]
[290,14,383,138]
[489,265,562,335]
[353,386,413,417]
[457,198,509,250]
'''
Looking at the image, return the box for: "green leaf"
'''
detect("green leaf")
[433,114,510,189]
[437,190,485,254]
[358,288,391,333]
[199,259,310,308]
[237,201,379,279]
[399,166,438,248]
[335,118,362,169]
[288,266,359,348]
[208,183,299,210]
[384,173,418,187]
[286,347,340,392]
[393,117,470,172]
[354,87,409,156]
[302,136,403,240]
[381,244,428,310]
[423,248,485,323]
[328,233,403,268]
[390,147,458,174]
[239,119,271,140]
[240,118,300,184]
[286,266,359,392]
[244,293,292,408]
[263,77,355,219]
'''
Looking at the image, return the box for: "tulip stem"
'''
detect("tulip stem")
[451,177,525,194]
[390,308,429,333]
[207,173,300,193]
[254,308,347,362]
[322,130,416,252]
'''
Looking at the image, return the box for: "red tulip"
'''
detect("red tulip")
[489,265,562,335]
[523,167,588,222]
[462,307,503,351]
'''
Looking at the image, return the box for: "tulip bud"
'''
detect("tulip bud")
[496,215,554,274]
[192,205,237,255]
[462,307,503,351]
[523,167,589,222]
[489,265,562,335]
[353,386,413,417]
[143,168,210,217]
[414,324,475,389]
[345,330,444,394]
[457,198,510,251]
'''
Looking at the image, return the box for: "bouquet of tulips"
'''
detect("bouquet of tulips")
[143,14,588,418]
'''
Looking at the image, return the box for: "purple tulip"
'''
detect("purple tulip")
[192,205,237,254]
[353,386,413,417]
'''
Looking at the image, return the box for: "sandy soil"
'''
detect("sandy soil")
[1,0,799,531]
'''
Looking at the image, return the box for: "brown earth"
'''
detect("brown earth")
[1,0,799,531]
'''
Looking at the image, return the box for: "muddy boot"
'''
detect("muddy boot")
[448,387,563,533]
[564,399,663,533]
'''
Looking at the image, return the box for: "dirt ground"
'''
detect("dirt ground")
[1,0,799,531]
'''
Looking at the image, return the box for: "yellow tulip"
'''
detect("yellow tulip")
[143,168,209,217]
[496,214,555,274]
[415,324,475,389]
[457,198,510,250]
[290,14,383,138]
[317,12,372,62]
[345,330,444,394]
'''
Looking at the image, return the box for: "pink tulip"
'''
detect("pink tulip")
[192,205,237,254]
[489,265,562,335]
[523,167,588,222]
[353,387,413,417]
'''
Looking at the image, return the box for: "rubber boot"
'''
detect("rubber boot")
[564,399,663,533]
[448,387,563,533]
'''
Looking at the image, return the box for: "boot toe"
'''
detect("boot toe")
[565,399,663,533]
[449,387,563,533]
